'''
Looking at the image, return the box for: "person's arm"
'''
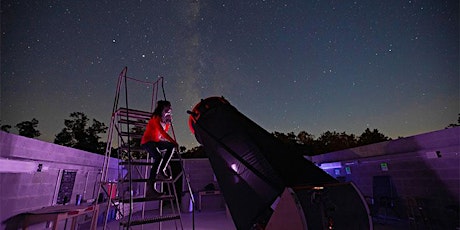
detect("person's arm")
[154,117,178,146]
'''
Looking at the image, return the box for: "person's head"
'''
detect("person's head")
[153,100,172,121]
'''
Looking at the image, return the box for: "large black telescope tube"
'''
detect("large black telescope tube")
[188,97,337,229]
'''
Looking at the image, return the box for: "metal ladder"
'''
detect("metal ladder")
[97,67,190,229]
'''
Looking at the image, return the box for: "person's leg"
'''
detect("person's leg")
[142,142,162,191]
[155,141,176,179]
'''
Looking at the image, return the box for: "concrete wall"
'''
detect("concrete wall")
[181,158,218,192]
[311,127,459,228]
[0,131,225,229]
[2,127,458,228]
[0,131,118,229]
[181,158,225,211]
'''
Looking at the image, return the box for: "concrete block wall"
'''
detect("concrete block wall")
[0,132,227,229]
[2,127,458,228]
[181,158,225,210]
[0,131,118,229]
[312,127,459,228]
[182,159,218,192]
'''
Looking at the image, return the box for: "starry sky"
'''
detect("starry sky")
[1,0,459,149]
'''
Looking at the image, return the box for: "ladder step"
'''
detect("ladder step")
[119,132,143,138]
[118,178,173,183]
[116,108,152,119]
[119,145,145,152]
[117,195,175,203]
[118,119,148,127]
[117,178,149,183]
[119,214,181,227]
[119,161,154,166]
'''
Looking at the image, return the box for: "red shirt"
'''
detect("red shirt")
[141,116,175,145]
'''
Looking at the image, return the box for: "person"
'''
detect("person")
[141,100,178,196]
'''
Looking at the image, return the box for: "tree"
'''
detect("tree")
[316,131,357,154]
[446,113,460,128]
[15,118,41,138]
[54,112,107,154]
[181,145,207,158]
[271,131,315,155]
[1,125,11,132]
[0,120,11,133]
[357,128,390,146]
[296,131,315,145]
[272,131,298,145]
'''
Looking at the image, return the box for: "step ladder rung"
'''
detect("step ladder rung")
[117,119,148,127]
[117,178,149,183]
[119,214,181,227]
[119,132,143,138]
[118,146,145,152]
[119,161,154,166]
[117,178,173,183]
[115,108,152,119]
[117,195,175,203]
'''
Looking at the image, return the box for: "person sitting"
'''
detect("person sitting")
[141,100,178,197]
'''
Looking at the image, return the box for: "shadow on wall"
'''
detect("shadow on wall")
[385,136,459,229]
[318,130,459,229]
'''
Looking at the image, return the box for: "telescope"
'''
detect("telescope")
[188,96,372,230]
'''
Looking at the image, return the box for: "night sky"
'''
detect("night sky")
[1,0,459,149]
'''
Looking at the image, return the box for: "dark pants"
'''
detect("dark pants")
[142,141,175,181]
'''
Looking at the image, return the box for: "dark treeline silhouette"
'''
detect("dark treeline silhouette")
[182,128,391,158]
[2,113,459,157]
[1,114,108,154]
[275,128,391,156]
[1,118,41,138]
[54,112,107,154]
[16,118,41,138]
[446,113,460,128]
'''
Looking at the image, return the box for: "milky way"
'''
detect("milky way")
[1,0,458,148]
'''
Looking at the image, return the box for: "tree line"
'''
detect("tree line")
[1,113,459,157]
[1,112,107,154]
[181,128,391,158]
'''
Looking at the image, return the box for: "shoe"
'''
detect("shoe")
[146,188,164,198]
[155,172,171,181]
[162,170,171,178]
